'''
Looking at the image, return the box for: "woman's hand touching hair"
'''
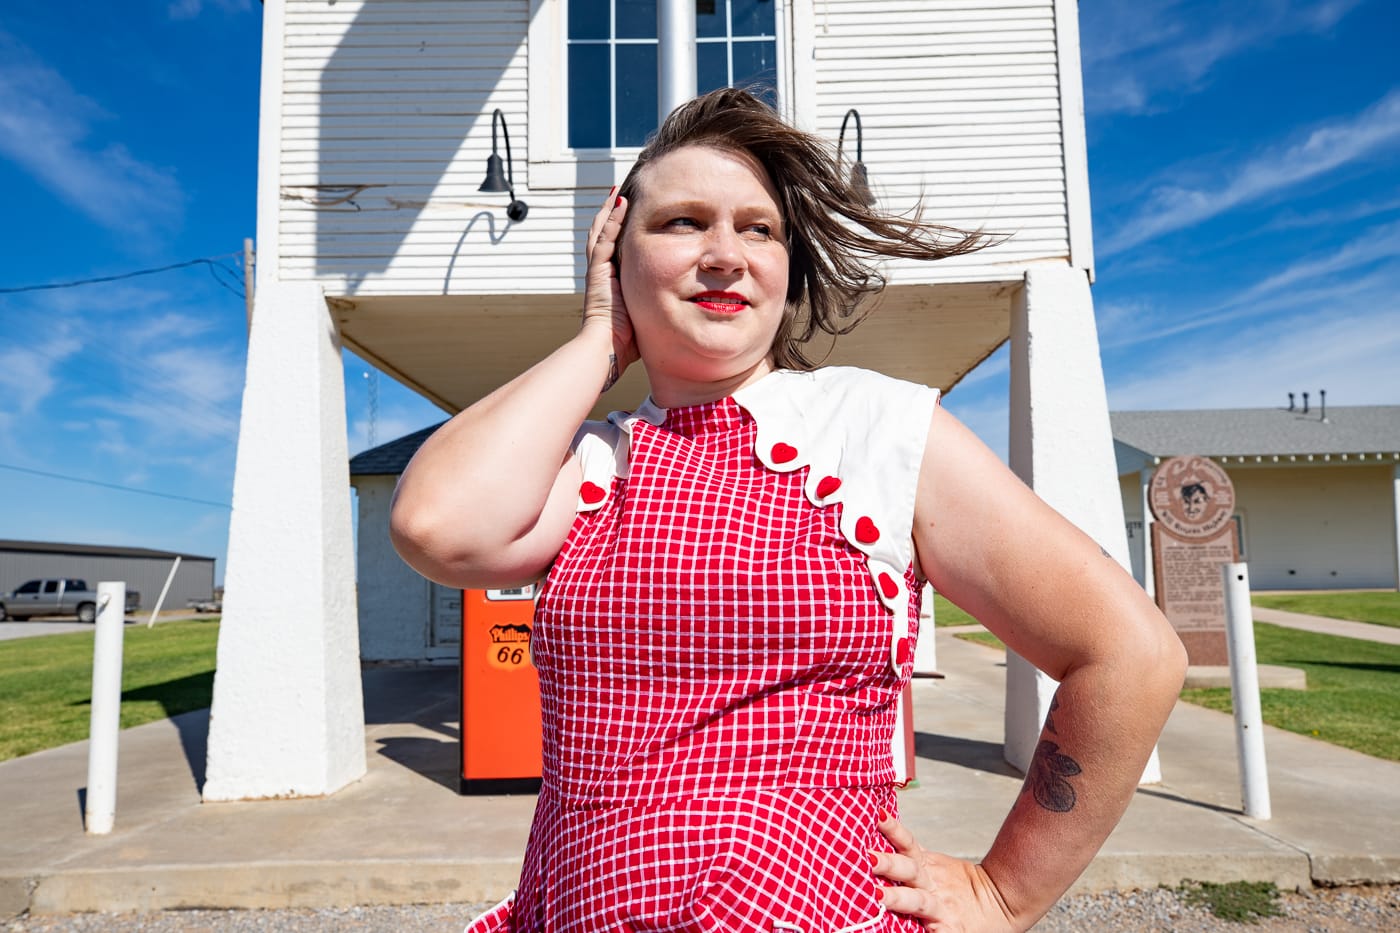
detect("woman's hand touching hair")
[583,187,638,392]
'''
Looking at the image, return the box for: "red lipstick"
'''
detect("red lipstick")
[690,290,748,314]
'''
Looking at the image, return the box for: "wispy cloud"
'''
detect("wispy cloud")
[1082,0,1364,116]
[0,31,183,237]
[167,0,252,20]
[1107,304,1400,411]
[1104,219,1400,349]
[1099,89,1400,256]
[0,328,82,417]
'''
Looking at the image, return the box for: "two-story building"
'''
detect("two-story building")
[206,0,1131,800]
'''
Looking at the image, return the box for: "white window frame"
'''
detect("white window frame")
[527,0,794,190]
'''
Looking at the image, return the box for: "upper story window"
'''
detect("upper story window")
[566,0,777,150]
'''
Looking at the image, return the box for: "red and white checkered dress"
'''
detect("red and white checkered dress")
[468,368,939,933]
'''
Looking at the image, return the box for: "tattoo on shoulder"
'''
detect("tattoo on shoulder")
[1026,739,1082,813]
[1099,544,1112,559]
[1045,694,1061,735]
[602,353,620,393]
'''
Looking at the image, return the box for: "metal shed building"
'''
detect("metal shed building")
[0,539,217,612]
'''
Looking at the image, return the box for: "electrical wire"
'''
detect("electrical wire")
[0,253,244,296]
[0,463,231,509]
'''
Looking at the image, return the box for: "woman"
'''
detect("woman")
[391,88,1186,931]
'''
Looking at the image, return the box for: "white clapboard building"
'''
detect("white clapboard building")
[207,0,1130,800]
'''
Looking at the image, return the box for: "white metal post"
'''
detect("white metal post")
[1222,561,1271,819]
[147,555,182,628]
[86,582,126,834]
[658,0,697,124]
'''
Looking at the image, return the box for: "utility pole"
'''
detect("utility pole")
[243,237,256,334]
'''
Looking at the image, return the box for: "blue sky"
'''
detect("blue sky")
[1,1,1397,585]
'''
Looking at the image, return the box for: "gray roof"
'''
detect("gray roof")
[1111,406,1400,458]
[0,539,215,561]
[349,422,446,476]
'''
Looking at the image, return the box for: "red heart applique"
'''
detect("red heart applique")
[878,572,899,599]
[579,481,606,505]
[895,637,912,666]
[855,516,880,544]
[770,442,798,464]
[816,476,842,498]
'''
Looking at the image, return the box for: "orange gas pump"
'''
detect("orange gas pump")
[460,584,543,794]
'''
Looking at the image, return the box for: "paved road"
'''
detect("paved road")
[0,613,209,642]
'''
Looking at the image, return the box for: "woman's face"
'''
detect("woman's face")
[619,144,790,405]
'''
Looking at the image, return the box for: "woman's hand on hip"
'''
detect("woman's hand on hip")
[872,814,1019,932]
[583,188,638,383]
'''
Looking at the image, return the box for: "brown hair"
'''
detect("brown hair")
[616,87,990,370]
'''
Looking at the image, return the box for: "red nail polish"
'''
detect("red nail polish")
[868,851,879,869]
[877,808,890,822]
[873,883,886,903]
[615,195,623,208]
[609,185,616,196]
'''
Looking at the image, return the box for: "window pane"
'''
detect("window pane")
[732,0,775,37]
[697,0,725,38]
[732,39,777,102]
[616,0,657,39]
[569,0,609,41]
[696,42,728,95]
[616,42,659,146]
[569,43,612,149]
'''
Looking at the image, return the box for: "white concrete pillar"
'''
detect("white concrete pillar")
[204,280,365,801]
[913,582,938,675]
[1006,266,1161,783]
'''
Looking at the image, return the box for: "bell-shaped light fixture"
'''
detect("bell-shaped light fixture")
[479,109,529,222]
[836,108,876,206]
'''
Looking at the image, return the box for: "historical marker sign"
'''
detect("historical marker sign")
[1149,455,1239,665]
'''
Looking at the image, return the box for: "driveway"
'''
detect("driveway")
[0,612,205,642]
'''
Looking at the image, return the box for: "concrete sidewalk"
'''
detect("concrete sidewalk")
[4,632,1399,919]
[1253,606,1400,645]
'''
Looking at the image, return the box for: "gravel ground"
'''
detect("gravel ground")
[7,885,1399,931]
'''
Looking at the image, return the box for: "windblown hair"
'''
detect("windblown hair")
[616,87,991,370]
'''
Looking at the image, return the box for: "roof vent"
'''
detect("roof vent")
[1288,392,1295,412]
[1320,389,1328,424]
[1302,392,1309,414]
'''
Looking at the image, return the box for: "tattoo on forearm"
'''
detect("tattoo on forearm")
[602,353,620,393]
[1027,739,1082,813]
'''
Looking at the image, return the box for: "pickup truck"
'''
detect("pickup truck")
[0,578,141,623]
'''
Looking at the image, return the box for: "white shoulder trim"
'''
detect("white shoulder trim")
[568,400,666,512]
[734,367,939,673]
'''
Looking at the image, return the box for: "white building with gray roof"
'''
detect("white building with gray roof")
[1113,403,1400,592]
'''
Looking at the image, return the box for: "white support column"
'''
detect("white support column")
[658,0,697,123]
[203,280,365,801]
[1006,266,1161,783]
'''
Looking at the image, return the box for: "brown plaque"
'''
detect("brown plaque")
[1149,455,1236,541]
[1148,456,1240,666]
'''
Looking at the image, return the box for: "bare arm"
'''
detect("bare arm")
[389,191,637,589]
[874,405,1187,930]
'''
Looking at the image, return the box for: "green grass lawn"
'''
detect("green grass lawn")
[932,593,978,627]
[945,618,1400,763]
[0,619,220,762]
[1181,622,1400,761]
[1252,591,1400,629]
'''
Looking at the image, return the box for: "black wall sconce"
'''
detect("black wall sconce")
[836,108,876,206]
[479,109,529,223]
